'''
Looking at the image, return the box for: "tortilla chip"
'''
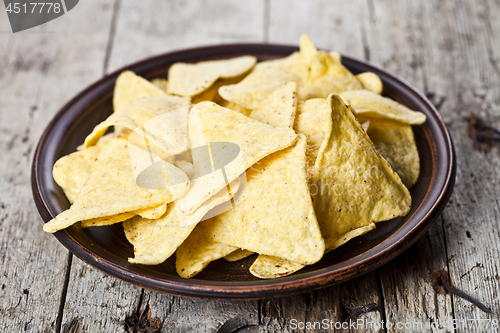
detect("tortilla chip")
[151,78,168,92]
[356,72,383,94]
[249,255,305,279]
[113,71,166,112]
[175,102,297,215]
[300,34,318,65]
[311,94,412,239]
[329,51,341,63]
[224,249,254,262]
[340,90,426,125]
[127,178,241,265]
[81,212,135,228]
[220,101,252,116]
[219,52,307,110]
[359,116,420,188]
[52,145,100,204]
[167,56,256,97]
[293,98,333,179]
[249,81,297,128]
[302,51,363,99]
[84,95,191,155]
[205,135,325,265]
[325,223,376,252]
[123,219,135,245]
[176,222,238,278]
[43,138,181,233]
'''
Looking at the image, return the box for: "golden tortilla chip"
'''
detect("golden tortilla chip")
[249,81,297,128]
[176,222,238,278]
[127,178,240,265]
[84,95,191,156]
[220,101,252,116]
[293,98,333,179]
[81,212,135,228]
[224,249,254,262]
[302,51,363,99]
[359,116,420,189]
[52,145,100,204]
[356,72,383,94]
[250,255,305,279]
[340,90,426,125]
[113,71,166,112]
[43,138,182,233]
[167,56,257,97]
[325,223,376,253]
[205,135,325,265]
[299,34,318,65]
[311,94,412,239]
[219,52,307,110]
[151,78,168,92]
[176,102,297,215]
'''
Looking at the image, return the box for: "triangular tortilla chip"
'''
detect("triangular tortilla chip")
[205,135,325,265]
[340,90,427,125]
[301,51,363,99]
[167,56,257,97]
[176,222,238,278]
[219,52,307,110]
[224,249,254,262]
[43,138,181,233]
[312,94,412,239]
[52,145,100,204]
[127,178,240,265]
[249,81,297,128]
[325,223,376,253]
[359,115,420,188]
[293,98,333,180]
[113,71,166,111]
[84,95,190,151]
[250,255,305,279]
[356,72,383,94]
[175,102,297,215]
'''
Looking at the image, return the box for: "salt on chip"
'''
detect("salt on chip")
[219,52,306,110]
[113,71,166,112]
[176,222,238,278]
[176,102,297,215]
[127,178,241,265]
[356,72,383,94]
[312,94,412,240]
[205,134,325,265]
[43,138,179,233]
[340,90,426,125]
[293,98,333,179]
[249,81,297,128]
[249,255,305,279]
[325,223,376,253]
[224,249,254,262]
[52,145,100,204]
[359,115,420,189]
[167,56,257,97]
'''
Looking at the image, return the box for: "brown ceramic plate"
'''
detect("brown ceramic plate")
[32,44,455,300]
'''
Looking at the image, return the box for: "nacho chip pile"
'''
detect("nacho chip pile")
[44,35,426,279]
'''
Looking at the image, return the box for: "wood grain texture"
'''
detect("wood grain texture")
[0,1,116,332]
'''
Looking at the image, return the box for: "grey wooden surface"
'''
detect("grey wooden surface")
[0,0,499,332]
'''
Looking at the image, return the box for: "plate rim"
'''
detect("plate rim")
[32,43,456,300]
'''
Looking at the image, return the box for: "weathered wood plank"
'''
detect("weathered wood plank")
[107,0,266,73]
[60,1,265,332]
[364,1,455,331]
[0,1,116,332]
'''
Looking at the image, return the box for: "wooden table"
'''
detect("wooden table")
[1,0,499,332]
